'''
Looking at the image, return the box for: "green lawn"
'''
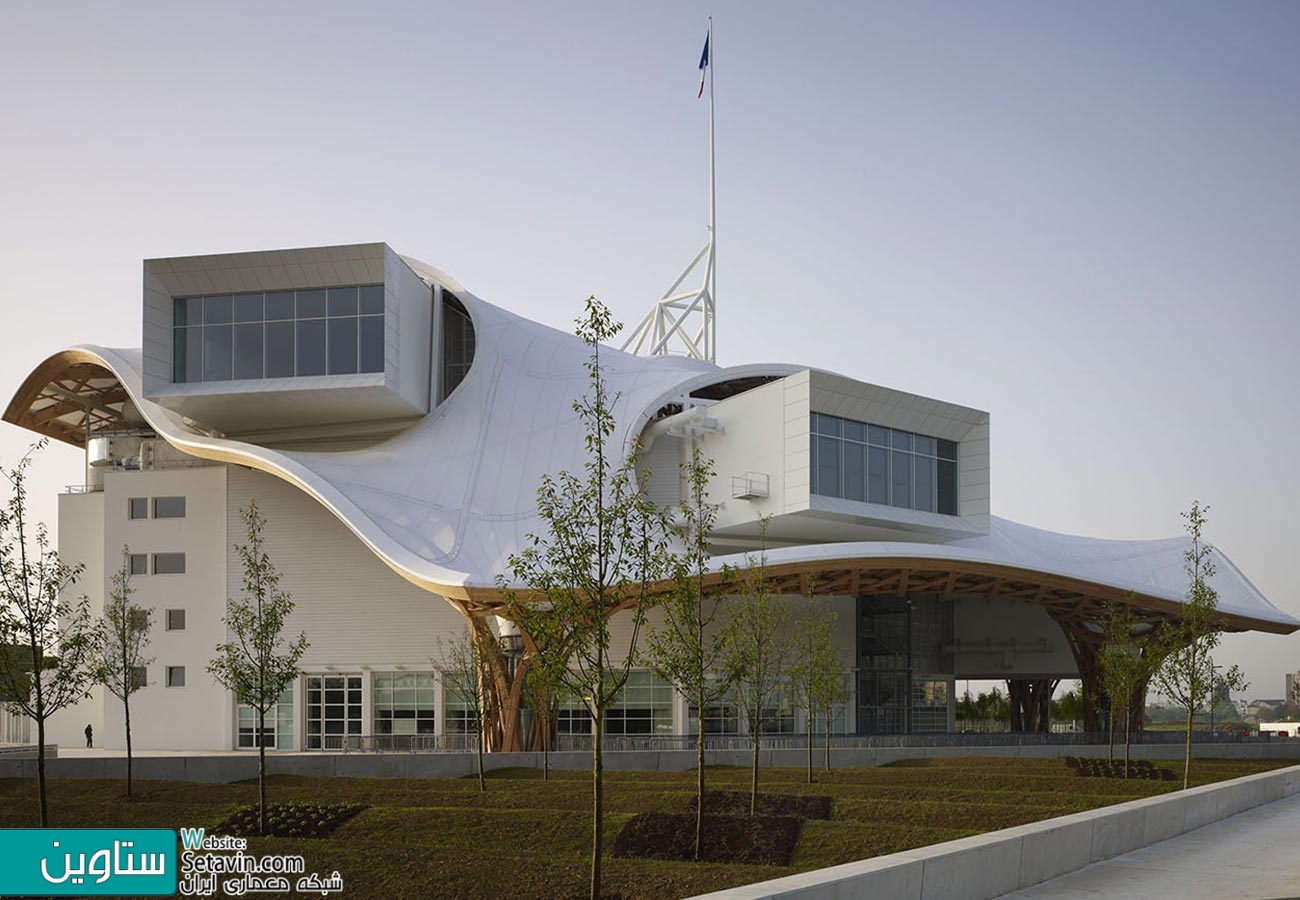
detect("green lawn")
[0,757,1288,899]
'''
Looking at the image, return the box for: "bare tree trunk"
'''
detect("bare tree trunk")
[1183,705,1193,790]
[476,721,486,792]
[695,685,705,861]
[543,711,550,782]
[125,695,133,798]
[806,717,813,784]
[749,710,760,817]
[1107,704,1115,762]
[37,714,47,827]
[1118,697,1128,775]
[258,719,268,835]
[590,713,603,900]
[824,709,832,773]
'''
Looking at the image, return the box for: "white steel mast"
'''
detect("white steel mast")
[622,18,717,363]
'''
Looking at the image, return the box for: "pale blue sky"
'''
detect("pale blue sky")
[1,2,1297,699]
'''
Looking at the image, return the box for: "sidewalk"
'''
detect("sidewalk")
[1000,791,1300,900]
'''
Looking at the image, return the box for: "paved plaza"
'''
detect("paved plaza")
[1001,791,1300,900]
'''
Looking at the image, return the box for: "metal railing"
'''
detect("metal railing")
[294,728,1292,755]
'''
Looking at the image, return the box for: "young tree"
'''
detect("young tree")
[789,589,847,782]
[642,447,735,859]
[95,546,154,798]
[434,626,493,792]
[504,297,672,900]
[207,501,308,834]
[722,529,794,816]
[1151,501,1246,789]
[1097,598,1161,777]
[0,442,100,826]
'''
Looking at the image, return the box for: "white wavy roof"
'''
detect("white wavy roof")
[712,516,1294,629]
[13,264,1296,632]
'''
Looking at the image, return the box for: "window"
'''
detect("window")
[443,686,479,735]
[440,293,475,401]
[374,673,434,738]
[153,496,186,518]
[307,674,363,749]
[130,667,148,690]
[152,553,185,575]
[166,666,185,688]
[810,413,958,515]
[128,498,148,520]
[128,554,148,576]
[165,609,185,631]
[173,284,384,383]
[606,671,675,735]
[238,687,295,750]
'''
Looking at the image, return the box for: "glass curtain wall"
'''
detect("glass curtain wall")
[811,413,958,515]
[173,284,384,383]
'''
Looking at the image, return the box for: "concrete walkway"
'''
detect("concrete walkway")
[1000,792,1300,900]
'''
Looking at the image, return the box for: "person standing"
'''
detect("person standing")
[84,723,93,748]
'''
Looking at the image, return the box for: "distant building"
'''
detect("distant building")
[1285,672,1300,703]
[5,242,1297,752]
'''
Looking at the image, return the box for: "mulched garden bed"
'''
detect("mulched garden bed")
[1064,757,1175,780]
[213,802,368,837]
[612,812,803,865]
[693,790,833,820]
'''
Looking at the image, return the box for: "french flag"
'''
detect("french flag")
[697,32,710,98]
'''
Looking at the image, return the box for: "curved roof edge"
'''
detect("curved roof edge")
[4,293,1295,636]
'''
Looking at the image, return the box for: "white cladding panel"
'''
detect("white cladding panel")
[226,467,464,670]
[106,466,231,750]
[48,491,106,749]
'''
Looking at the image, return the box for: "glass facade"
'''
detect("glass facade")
[374,672,436,736]
[810,412,958,515]
[172,284,384,383]
[856,595,954,735]
[237,687,294,750]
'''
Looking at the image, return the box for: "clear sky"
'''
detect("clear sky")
[1,2,1297,701]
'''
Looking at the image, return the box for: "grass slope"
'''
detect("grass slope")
[0,757,1287,900]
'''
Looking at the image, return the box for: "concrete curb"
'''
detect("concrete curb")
[680,764,1300,900]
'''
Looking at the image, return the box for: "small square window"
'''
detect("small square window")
[130,667,148,690]
[153,553,186,575]
[128,554,148,576]
[166,666,186,688]
[166,609,186,631]
[128,498,148,520]
[153,497,186,518]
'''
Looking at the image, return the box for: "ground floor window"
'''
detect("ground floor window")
[911,678,950,733]
[374,672,436,736]
[606,671,675,735]
[237,687,294,750]
[556,698,592,734]
[553,671,675,735]
[443,685,481,735]
[688,700,740,735]
[306,674,362,749]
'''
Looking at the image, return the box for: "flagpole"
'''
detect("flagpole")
[706,15,716,362]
